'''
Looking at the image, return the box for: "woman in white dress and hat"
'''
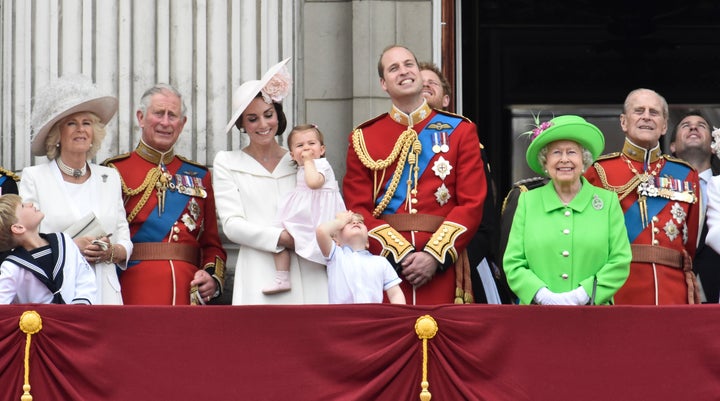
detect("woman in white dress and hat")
[213,58,329,304]
[19,74,132,305]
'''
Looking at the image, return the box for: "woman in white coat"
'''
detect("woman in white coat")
[213,59,328,304]
[20,75,132,305]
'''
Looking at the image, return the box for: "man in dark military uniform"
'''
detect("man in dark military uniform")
[104,84,225,305]
[669,111,720,302]
[585,88,701,304]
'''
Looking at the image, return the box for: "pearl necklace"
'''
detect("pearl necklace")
[57,158,87,178]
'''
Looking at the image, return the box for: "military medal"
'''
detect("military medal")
[440,132,449,153]
[155,163,173,216]
[432,156,452,180]
[432,132,441,153]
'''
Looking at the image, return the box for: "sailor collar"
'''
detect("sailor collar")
[622,139,662,163]
[389,100,432,127]
[136,140,176,165]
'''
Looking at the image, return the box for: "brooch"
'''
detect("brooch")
[435,184,451,206]
[432,156,453,180]
[592,194,604,210]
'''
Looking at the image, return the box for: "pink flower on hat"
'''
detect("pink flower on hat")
[261,66,292,103]
[521,112,554,140]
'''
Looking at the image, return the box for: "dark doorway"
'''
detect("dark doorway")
[461,0,720,196]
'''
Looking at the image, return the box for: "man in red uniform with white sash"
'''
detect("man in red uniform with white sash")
[343,45,487,304]
[104,84,226,305]
[585,88,701,304]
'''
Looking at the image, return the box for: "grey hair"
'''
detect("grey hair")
[538,145,595,172]
[137,83,187,117]
[45,112,107,161]
[623,88,668,120]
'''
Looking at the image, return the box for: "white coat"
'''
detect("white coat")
[213,150,328,304]
[19,161,132,304]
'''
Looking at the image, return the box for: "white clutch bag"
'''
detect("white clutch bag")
[63,212,106,239]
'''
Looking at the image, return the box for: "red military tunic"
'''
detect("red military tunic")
[585,139,700,304]
[104,141,226,305]
[343,102,487,304]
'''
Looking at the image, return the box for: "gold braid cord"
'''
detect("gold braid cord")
[108,163,162,223]
[352,128,417,217]
[19,310,43,401]
[415,315,438,401]
[592,162,642,201]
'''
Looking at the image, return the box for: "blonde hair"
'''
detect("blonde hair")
[0,194,22,251]
[45,112,107,160]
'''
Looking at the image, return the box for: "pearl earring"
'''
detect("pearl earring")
[56,143,60,147]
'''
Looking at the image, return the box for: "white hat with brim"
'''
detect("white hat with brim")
[30,75,118,156]
[225,57,291,134]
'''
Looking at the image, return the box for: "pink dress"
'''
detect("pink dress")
[276,158,346,264]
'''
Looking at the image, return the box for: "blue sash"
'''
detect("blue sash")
[132,162,207,243]
[380,114,462,214]
[624,161,692,242]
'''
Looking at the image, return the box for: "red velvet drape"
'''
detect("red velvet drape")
[1,305,719,400]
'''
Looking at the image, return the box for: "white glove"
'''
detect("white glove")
[534,287,589,305]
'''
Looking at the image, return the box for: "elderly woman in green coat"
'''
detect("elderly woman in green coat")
[503,115,631,305]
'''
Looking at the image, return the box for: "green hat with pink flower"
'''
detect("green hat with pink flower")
[524,114,605,175]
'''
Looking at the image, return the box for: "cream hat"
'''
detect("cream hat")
[225,58,292,134]
[30,74,118,156]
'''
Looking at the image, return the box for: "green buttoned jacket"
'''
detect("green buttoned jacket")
[503,177,632,305]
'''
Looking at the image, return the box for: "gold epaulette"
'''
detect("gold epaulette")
[353,113,389,130]
[177,155,210,170]
[663,154,696,171]
[424,222,467,264]
[101,152,132,167]
[368,224,414,263]
[595,152,621,161]
[434,108,472,124]
[0,167,20,182]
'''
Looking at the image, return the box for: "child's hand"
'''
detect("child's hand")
[335,210,354,225]
[301,149,315,162]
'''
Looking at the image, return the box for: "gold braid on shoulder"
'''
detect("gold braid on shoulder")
[352,128,417,217]
[108,162,162,223]
[592,162,642,201]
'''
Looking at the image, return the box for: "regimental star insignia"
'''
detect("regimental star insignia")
[670,202,686,224]
[432,156,453,180]
[435,183,451,206]
[419,109,427,120]
[664,219,679,241]
[182,213,197,232]
[682,222,688,244]
[189,198,201,220]
[427,122,453,131]
[393,112,402,122]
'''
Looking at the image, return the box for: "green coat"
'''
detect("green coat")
[503,177,631,304]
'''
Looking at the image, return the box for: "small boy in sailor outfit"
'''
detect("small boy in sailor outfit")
[0,194,96,304]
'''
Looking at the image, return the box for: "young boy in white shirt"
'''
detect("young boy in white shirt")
[317,210,405,304]
[0,194,96,304]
